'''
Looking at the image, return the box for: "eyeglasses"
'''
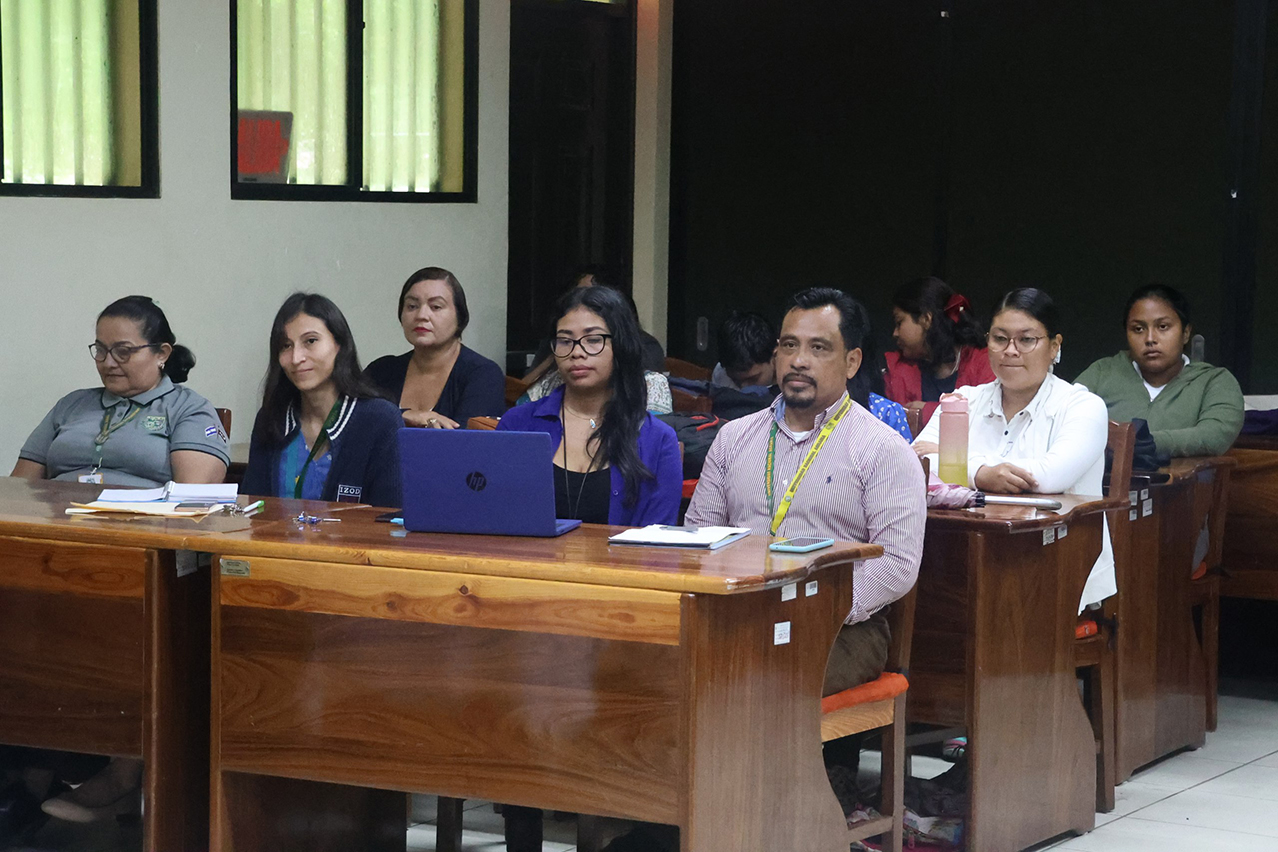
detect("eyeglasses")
[986,333,1046,353]
[551,334,612,357]
[89,342,160,363]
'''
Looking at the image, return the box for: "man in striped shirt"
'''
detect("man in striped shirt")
[686,288,926,697]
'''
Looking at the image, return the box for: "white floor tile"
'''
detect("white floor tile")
[1135,788,1278,838]
[1104,780,1177,819]
[1193,727,1278,763]
[406,823,574,852]
[1128,754,1240,791]
[1051,816,1273,851]
[1194,763,1278,801]
[1254,750,1278,769]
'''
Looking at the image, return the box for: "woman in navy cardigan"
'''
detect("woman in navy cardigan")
[243,293,403,508]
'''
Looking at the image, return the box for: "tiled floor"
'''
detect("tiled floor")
[5,680,1276,851]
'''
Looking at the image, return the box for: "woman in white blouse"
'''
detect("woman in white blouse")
[914,288,1114,609]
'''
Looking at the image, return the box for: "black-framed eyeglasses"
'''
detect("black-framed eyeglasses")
[986,332,1046,353]
[89,342,160,363]
[551,334,612,357]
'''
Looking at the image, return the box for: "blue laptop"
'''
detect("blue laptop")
[398,429,582,537]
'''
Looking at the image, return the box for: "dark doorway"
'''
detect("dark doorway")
[506,0,637,375]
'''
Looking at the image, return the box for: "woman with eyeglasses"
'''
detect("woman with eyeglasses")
[5,296,228,836]
[364,267,506,430]
[885,277,996,431]
[496,285,680,850]
[1075,284,1243,458]
[242,293,403,508]
[913,288,1114,610]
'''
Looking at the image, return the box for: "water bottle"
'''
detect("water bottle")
[938,395,969,485]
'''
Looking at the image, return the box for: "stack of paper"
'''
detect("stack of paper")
[608,525,752,549]
[66,481,240,517]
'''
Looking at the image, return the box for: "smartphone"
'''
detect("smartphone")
[768,536,835,553]
[175,500,220,511]
[375,511,404,524]
[982,495,1063,510]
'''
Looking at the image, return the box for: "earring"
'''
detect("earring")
[1053,348,1061,365]
[159,361,166,369]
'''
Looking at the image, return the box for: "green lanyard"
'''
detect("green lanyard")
[764,396,852,536]
[294,399,343,499]
[93,402,144,471]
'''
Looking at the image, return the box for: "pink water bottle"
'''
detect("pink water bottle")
[938,395,969,485]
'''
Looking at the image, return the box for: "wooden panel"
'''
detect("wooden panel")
[144,550,212,852]
[1113,490,1162,782]
[215,605,683,824]
[909,514,1101,852]
[218,557,682,646]
[1222,447,1278,598]
[0,534,146,598]
[0,589,145,755]
[680,569,852,852]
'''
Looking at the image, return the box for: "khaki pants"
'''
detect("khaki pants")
[822,608,891,696]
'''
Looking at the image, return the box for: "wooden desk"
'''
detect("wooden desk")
[908,495,1118,852]
[0,477,255,852]
[207,510,881,852]
[1221,442,1278,601]
[1112,457,1233,781]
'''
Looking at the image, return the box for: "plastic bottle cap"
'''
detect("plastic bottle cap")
[940,395,968,414]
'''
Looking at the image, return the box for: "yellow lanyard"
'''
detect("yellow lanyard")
[93,403,143,470]
[764,396,851,536]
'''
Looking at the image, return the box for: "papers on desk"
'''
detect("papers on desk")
[608,525,752,549]
[66,482,240,517]
[96,482,239,503]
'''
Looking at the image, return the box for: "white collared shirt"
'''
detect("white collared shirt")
[914,374,1115,609]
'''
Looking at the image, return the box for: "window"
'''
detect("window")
[232,0,476,202]
[0,0,158,196]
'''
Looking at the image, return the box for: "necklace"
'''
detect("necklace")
[560,397,598,520]
[563,403,599,430]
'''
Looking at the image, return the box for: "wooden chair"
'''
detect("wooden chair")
[1189,460,1232,732]
[905,402,925,440]
[670,388,713,414]
[1075,420,1135,813]
[504,375,529,409]
[820,586,917,852]
[664,356,711,381]
[215,408,232,439]
[467,416,499,431]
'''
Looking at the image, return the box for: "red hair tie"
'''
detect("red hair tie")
[944,294,970,324]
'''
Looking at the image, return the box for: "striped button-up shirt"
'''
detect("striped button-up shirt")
[686,392,926,624]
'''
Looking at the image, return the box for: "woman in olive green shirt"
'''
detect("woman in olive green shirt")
[1076,284,1243,457]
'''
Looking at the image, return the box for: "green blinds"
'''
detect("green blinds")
[236,0,347,185]
[237,0,464,192]
[1,0,115,185]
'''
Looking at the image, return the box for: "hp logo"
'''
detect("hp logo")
[466,471,487,492]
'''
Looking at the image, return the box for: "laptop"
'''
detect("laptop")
[398,429,583,537]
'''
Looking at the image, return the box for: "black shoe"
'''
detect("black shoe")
[0,780,64,844]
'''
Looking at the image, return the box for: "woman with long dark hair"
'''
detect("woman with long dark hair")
[884,276,995,429]
[242,293,403,507]
[498,285,681,526]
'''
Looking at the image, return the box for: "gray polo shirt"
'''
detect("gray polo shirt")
[19,377,230,487]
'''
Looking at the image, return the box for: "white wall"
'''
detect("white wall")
[0,0,510,466]
[631,0,673,349]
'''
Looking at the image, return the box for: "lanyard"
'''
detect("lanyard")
[764,396,852,536]
[93,402,144,470]
[294,399,343,499]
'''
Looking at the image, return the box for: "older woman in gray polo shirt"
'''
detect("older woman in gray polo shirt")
[3,295,227,836]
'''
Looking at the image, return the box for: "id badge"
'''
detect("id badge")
[78,473,103,484]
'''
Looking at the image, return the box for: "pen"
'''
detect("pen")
[241,499,265,517]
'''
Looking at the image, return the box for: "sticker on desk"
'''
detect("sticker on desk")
[1128,490,1138,506]
[1142,498,1153,518]
[805,580,819,597]
[175,551,198,578]
[781,582,797,602]
[1141,488,1150,501]
[1129,508,1138,521]
[1058,524,1068,538]
[1043,527,1056,545]
[774,622,791,645]
[220,559,250,577]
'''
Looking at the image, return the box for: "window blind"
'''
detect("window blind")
[1,0,115,185]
